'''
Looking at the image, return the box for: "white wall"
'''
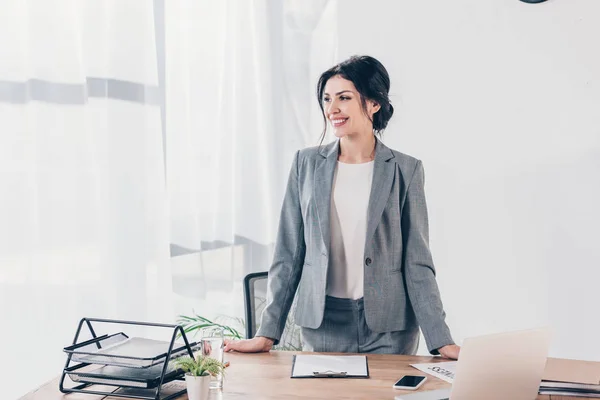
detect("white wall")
[336,0,600,360]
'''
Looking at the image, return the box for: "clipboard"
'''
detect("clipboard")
[291,355,369,378]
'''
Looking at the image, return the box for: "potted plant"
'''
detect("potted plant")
[177,313,243,340]
[173,355,226,400]
[177,307,302,350]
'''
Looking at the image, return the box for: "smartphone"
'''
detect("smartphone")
[392,375,427,390]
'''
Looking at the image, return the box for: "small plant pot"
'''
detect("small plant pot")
[185,373,211,400]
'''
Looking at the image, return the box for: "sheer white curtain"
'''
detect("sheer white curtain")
[1,0,338,397]
[0,1,171,398]
[165,0,337,326]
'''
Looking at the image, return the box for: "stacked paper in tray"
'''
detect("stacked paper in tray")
[539,358,600,398]
[64,334,199,389]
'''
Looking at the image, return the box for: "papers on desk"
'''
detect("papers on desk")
[410,361,457,383]
[291,355,369,378]
[395,389,452,400]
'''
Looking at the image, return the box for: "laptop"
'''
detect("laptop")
[396,327,551,400]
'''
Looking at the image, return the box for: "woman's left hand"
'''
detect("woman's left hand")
[438,344,461,360]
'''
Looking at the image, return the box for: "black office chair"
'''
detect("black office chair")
[243,272,302,350]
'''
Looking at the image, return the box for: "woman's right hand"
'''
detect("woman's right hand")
[223,336,274,353]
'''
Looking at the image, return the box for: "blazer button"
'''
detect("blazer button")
[365,257,372,266]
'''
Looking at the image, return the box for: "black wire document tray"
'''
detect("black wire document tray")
[59,318,196,400]
[64,333,197,368]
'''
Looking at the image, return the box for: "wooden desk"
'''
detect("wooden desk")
[22,351,574,400]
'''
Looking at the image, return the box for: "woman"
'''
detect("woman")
[224,55,460,359]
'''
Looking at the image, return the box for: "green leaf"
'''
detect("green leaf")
[174,354,227,377]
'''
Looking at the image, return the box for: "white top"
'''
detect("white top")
[326,160,374,300]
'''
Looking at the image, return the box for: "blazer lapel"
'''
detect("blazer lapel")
[365,138,396,248]
[314,140,339,253]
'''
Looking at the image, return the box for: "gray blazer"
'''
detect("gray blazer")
[256,138,454,354]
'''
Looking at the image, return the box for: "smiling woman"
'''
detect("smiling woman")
[224,55,460,360]
[316,56,395,149]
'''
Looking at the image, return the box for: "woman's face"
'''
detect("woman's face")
[322,75,380,139]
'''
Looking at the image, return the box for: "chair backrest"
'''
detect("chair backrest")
[243,272,302,350]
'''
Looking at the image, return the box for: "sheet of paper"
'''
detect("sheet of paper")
[292,355,368,377]
[395,388,452,400]
[112,380,187,397]
[410,361,457,383]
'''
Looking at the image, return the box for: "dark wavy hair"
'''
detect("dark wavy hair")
[316,55,394,145]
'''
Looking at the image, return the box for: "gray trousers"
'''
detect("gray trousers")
[301,296,420,354]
